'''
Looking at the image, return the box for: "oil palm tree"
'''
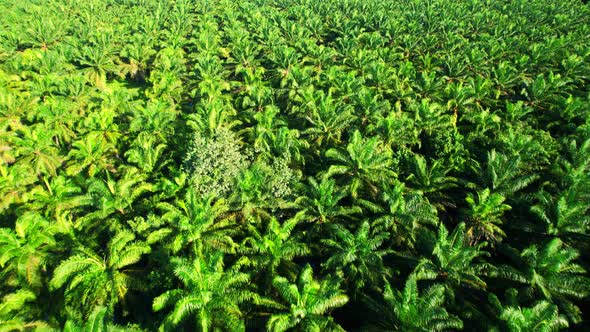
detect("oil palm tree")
[128,100,178,143]
[77,40,123,89]
[415,222,489,292]
[65,133,117,178]
[156,187,237,255]
[489,289,569,332]
[322,221,391,293]
[35,97,78,146]
[0,213,56,289]
[119,35,156,82]
[472,150,539,198]
[27,175,91,219]
[528,138,590,239]
[499,301,568,332]
[13,124,63,177]
[187,98,240,138]
[373,182,439,248]
[239,215,309,289]
[531,189,589,239]
[75,169,154,232]
[301,93,356,149]
[0,163,37,213]
[80,107,123,147]
[406,154,458,210]
[0,289,49,332]
[492,239,589,323]
[50,230,151,316]
[364,274,463,331]
[324,130,396,198]
[124,132,168,174]
[63,305,143,332]
[368,103,420,149]
[249,105,286,156]
[153,251,259,332]
[295,177,361,224]
[267,264,348,332]
[463,189,511,244]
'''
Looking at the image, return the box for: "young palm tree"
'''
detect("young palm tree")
[50,230,151,316]
[124,132,168,174]
[472,150,539,198]
[368,106,420,149]
[410,99,453,137]
[65,133,117,178]
[156,187,237,255]
[187,98,240,138]
[463,189,511,244]
[249,105,286,156]
[272,127,309,164]
[0,289,49,332]
[63,305,143,332]
[13,124,63,177]
[324,130,396,198]
[531,189,589,239]
[301,93,356,149]
[153,251,259,332]
[75,169,154,232]
[373,181,439,249]
[406,154,458,210]
[295,177,361,224]
[35,97,78,146]
[492,239,589,323]
[415,222,489,292]
[364,274,463,331]
[128,100,178,143]
[267,264,348,332]
[527,138,590,240]
[77,40,123,89]
[499,301,568,332]
[322,221,391,293]
[239,215,309,289]
[489,289,569,332]
[27,175,92,219]
[81,107,123,147]
[119,35,156,82]
[0,164,38,214]
[0,213,56,289]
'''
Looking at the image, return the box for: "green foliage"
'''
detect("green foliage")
[365,275,463,331]
[0,289,49,332]
[153,251,259,332]
[0,213,55,289]
[415,223,489,292]
[0,0,589,330]
[324,130,396,199]
[464,189,511,244]
[322,221,391,293]
[295,177,361,224]
[50,231,150,317]
[493,239,590,323]
[63,306,143,332]
[239,215,309,288]
[156,188,236,255]
[489,289,569,332]
[499,301,568,332]
[183,128,250,198]
[267,264,348,332]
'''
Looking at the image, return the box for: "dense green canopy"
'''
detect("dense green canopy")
[1,0,589,330]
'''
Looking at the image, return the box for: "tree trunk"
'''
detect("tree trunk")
[200,312,208,332]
